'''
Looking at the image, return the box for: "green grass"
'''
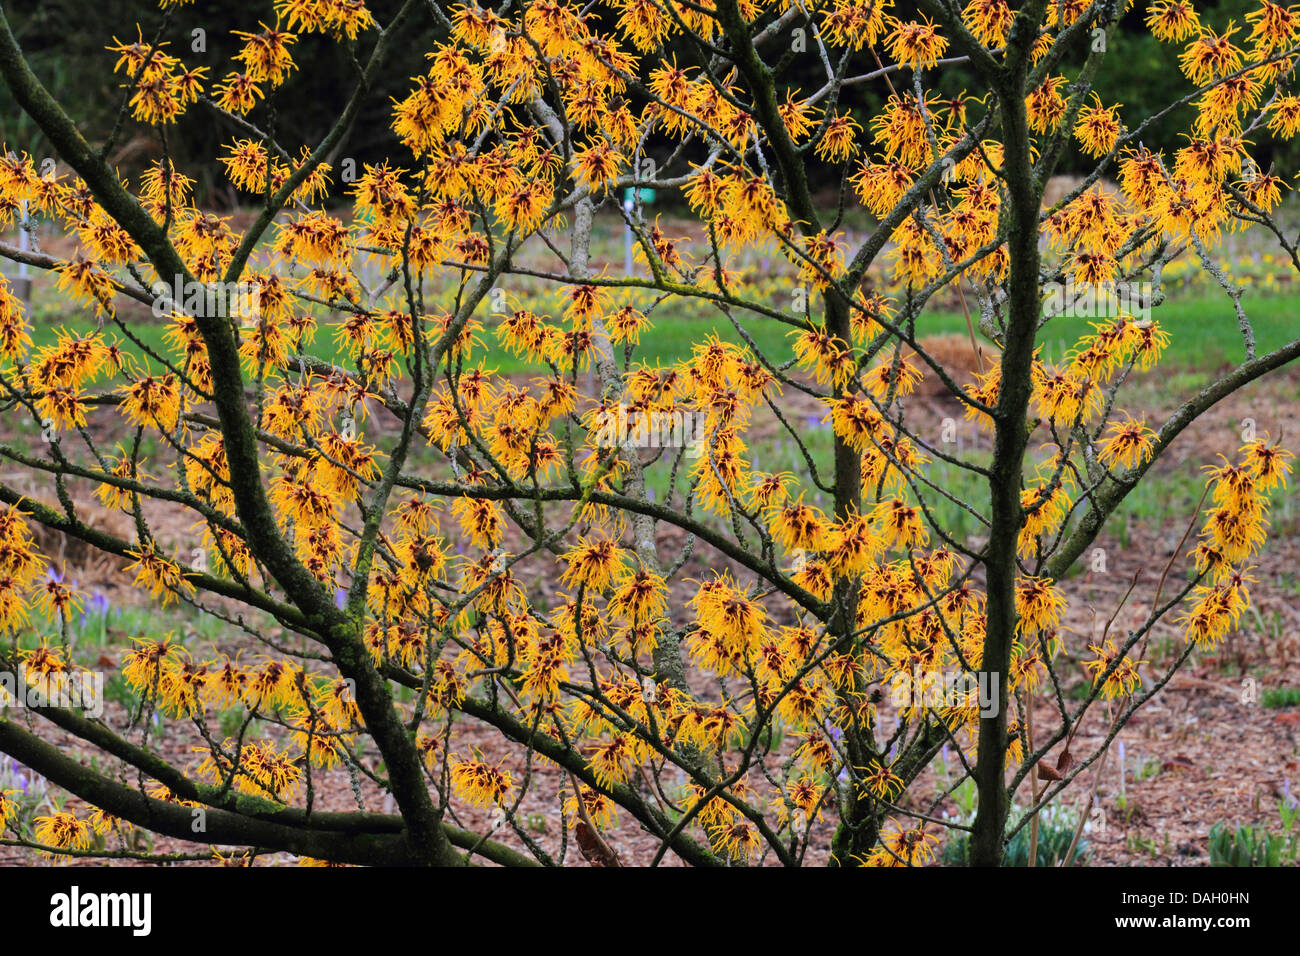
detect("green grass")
[1032,291,1298,374]
[15,254,1299,381]
[480,283,1298,376]
[1262,687,1300,709]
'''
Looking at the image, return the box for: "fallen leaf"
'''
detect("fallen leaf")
[1056,749,1076,775]
[575,820,621,867]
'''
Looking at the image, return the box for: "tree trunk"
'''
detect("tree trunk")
[969,16,1045,867]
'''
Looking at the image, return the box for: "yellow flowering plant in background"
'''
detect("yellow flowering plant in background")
[0,0,1294,868]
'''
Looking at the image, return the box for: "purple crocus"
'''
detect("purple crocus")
[80,591,111,630]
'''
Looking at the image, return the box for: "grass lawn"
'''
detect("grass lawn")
[15,274,1298,379]
[8,195,1298,380]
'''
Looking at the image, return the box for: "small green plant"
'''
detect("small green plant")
[1208,795,1300,866]
[1136,757,1163,781]
[1261,687,1300,709]
[1208,823,1286,866]
[1126,833,1159,857]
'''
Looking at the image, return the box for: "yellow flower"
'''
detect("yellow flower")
[0,789,21,829]
[885,17,949,69]
[1098,412,1156,470]
[709,819,761,862]
[963,0,1013,47]
[1074,95,1123,158]
[1179,26,1243,86]
[858,759,904,800]
[768,497,829,553]
[1146,0,1200,42]
[1240,436,1292,492]
[607,566,667,625]
[563,785,618,829]
[214,71,264,115]
[54,257,116,314]
[232,23,298,86]
[1179,570,1253,646]
[870,497,929,550]
[814,112,863,163]
[451,750,514,806]
[1015,576,1066,633]
[690,572,768,657]
[870,820,938,867]
[1083,639,1146,698]
[124,545,194,606]
[118,372,182,433]
[34,811,92,855]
